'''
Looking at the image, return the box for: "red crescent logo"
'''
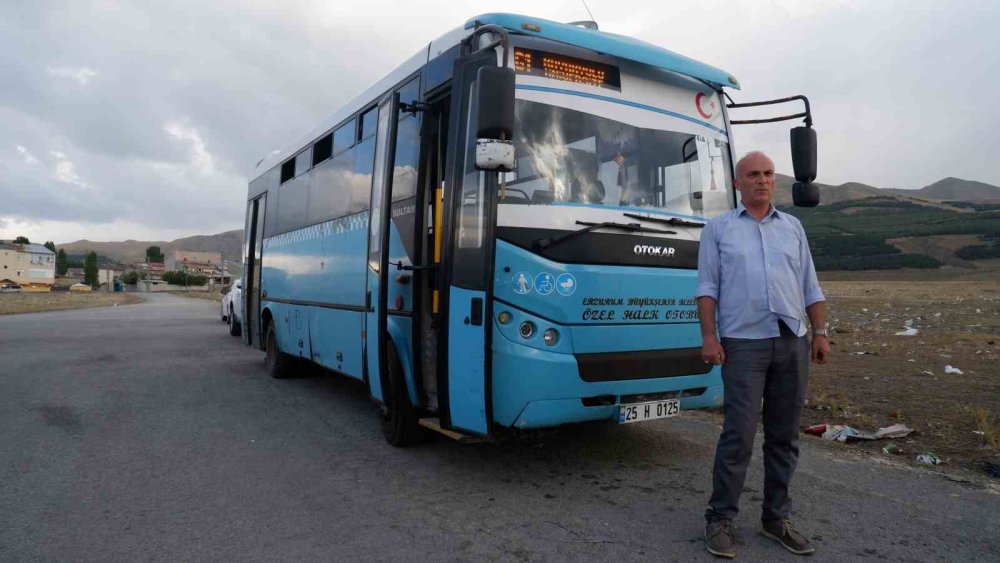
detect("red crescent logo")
[695,92,715,119]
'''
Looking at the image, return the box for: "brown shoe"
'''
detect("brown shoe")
[705,519,736,559]
[761,518,815,555]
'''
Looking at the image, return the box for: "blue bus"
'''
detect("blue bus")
[242,13,819,445]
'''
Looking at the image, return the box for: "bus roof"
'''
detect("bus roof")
[465,13,739,90]
[252,15,738,182]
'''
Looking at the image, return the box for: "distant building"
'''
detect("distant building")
[97,266,125,287]
[66,267,85,278]
[133,262,166,278]
[166,250,230,284]
[0,241,56,291]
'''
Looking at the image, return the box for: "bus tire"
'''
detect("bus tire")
[380,340,424,447]
[265,319,293,379]
[228,305,241,337]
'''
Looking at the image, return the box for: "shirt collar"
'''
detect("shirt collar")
[737,201,780,221]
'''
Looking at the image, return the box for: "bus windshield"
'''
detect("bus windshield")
[499,100,734,220]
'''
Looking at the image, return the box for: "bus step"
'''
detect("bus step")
[418,418,485,443]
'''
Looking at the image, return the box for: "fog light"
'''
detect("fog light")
[543,328,559,346]
[497,311,512,324]
[518,321,535,339]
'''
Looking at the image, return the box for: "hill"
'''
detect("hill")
[886,177,1000,202]
[772,174,999,212]
[772,174,880,206]
[59,229,242,265]
[781,196,1000,275]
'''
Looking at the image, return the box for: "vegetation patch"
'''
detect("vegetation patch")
[782,197,1000,271]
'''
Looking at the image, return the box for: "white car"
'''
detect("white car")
[221,278,242,336]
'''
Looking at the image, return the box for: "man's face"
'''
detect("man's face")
[734,154,775,208]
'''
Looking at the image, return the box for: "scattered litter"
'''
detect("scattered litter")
[853,351,871,355]
[803,423,827,436]
[821,423,913,443]
[985,462,1000,478]
[874,312,880,318]
[973,431,985,436]
[822,425,862,442]
[907,359,915,362]
[863,376,871,381]
[976,308,982,314]
[917,452,942,465]
[895,327,918,336]
[944,365,963,375]
[921,370,934,376]
[882,442,901,455]
[862,308,869,313]
[934,312,941,317]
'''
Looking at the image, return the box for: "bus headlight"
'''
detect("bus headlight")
[497,311,512,324]
[543,328,559,346]
[518,321,535,339]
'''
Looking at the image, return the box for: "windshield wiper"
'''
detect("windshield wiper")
[533,221,676,251]
[623,212,706,228]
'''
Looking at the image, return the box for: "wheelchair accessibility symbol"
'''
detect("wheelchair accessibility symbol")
[534,272,555,295]
[556,273,577,296]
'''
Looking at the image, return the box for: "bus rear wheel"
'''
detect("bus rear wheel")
[265,319,293,379]
[380,340,424,447]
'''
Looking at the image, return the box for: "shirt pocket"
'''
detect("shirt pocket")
[775,235,801,269]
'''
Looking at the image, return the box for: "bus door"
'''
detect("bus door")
[364,93,400,403]
[243,192,266,349]
[437,50,499,436]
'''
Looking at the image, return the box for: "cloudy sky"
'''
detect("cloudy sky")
[2,0,997,244]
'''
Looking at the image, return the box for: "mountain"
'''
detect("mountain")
[772,174,1000,206]
[59,229,242,265]
[772,174,881,206]
[886,177,1000,202]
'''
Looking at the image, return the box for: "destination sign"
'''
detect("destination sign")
[514,49,621,90]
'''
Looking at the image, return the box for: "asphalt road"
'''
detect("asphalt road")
[1,293,998,561]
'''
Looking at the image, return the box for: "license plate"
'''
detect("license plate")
[618,399,680,424]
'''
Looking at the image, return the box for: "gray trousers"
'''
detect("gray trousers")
[705,324,809,523]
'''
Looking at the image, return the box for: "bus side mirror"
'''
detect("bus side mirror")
[475,67,515,172]
[790,126,816,182]
[791,126,819,207]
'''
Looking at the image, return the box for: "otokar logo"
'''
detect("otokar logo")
[633,244,676,258]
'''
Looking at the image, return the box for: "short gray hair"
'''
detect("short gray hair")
[735,151,773,177]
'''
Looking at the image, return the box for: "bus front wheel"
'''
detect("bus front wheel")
[265,319,293,379]
[229,306,241,337]
[380,341,424,447]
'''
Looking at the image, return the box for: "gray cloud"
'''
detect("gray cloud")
[1,0,996,243]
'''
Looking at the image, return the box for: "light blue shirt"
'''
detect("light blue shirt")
[696,203,825,339]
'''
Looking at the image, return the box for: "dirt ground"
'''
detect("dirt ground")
[801,280,999,479]
[170,290,224,303]
[0,291,142,316]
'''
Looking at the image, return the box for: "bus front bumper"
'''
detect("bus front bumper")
[492,331,724,430]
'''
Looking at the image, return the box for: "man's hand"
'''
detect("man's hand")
[811,335,830,364]
[702,335,726,366]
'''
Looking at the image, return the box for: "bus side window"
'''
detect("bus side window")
[391,77,421,202]
[351,135,376,213]
[334,119,355,154]
[359,107,377,142]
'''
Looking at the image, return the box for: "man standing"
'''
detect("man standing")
[696,151,829,558]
